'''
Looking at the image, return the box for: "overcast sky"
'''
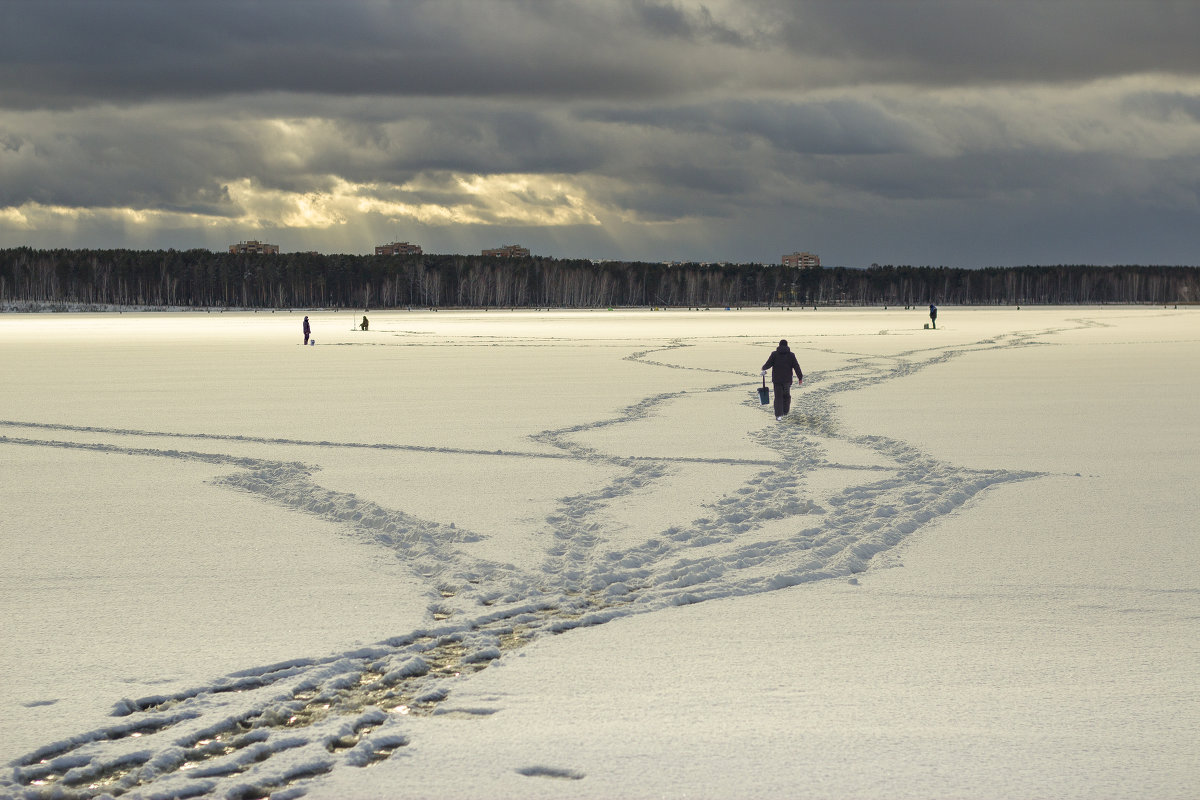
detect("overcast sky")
[3,0,1200,265]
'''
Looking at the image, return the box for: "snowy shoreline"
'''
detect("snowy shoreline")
[3,301,1195,314]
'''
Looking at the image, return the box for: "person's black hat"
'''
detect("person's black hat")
[779,339,788,346]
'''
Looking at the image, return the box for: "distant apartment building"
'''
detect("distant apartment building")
[482,244,530,258]
[375,241,423,256]
[229,240,279,255]
[782,251,820,268]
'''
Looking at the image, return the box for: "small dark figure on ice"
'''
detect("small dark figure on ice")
[761,339,804,421]
[361,315,369,331]
[303,315,311,345]
[929,303,938,329]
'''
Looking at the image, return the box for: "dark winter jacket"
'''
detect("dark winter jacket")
[763,345,803,385]
[303,317,311,335]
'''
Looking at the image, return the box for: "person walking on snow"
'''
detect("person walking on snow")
[929,303,938,329]
[761,339,804,421]
[303,315,311,345]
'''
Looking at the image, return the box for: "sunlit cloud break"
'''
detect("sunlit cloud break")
[346,174,602,227]
[0,173,604,241]
[0,203,229,234]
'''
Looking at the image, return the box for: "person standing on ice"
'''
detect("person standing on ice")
[761,339,803,421]
[303,315,311,345]
[929,303,938,329]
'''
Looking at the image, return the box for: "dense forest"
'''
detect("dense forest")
[1,248,1197,309]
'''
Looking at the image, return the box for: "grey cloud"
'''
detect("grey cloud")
[0,117,236,214]
[629,0,750,46]
[802,151,1086,203]
[736,99,938,156]
[4,1,1200,266]
[0,1,742,109]
[389,110,609,176]
[0,94,624,212]
[579,97,937,156]
[773,1,1200,85]
[1121,90,1200,124]
[7,1,1200,114]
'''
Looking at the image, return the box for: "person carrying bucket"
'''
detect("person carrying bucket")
[761,339,804,421]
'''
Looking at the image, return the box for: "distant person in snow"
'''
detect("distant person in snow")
[929,303,938,329]
[761,339,804,421]
[303,315,311,345]
[360,315,369,331]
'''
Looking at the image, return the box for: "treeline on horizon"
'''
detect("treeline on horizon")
[1,247,1197,309]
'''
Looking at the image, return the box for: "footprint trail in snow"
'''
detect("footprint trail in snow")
[0,323,1067,799]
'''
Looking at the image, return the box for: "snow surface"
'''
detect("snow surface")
[1,306,1196,799]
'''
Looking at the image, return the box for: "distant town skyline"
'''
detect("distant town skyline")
[230,238,818,267]
[3,2,1200,267]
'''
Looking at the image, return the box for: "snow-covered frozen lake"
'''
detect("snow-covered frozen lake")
[1,306,1197,799]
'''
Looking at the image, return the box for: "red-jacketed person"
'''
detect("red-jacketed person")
[761,339,803,421]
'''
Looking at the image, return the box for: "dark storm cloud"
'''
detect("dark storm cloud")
[629,0,749,45]
[3,0,1200,264]
[0,0,738,109]
[579,97,936,156]
[800,150,1194,204]
[0,110,238,213]
[368,107,610,177]
[774,1,1200,85]
[6,0,1200,111]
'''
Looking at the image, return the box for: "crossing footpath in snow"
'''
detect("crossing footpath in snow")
[1,306,1196,798]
